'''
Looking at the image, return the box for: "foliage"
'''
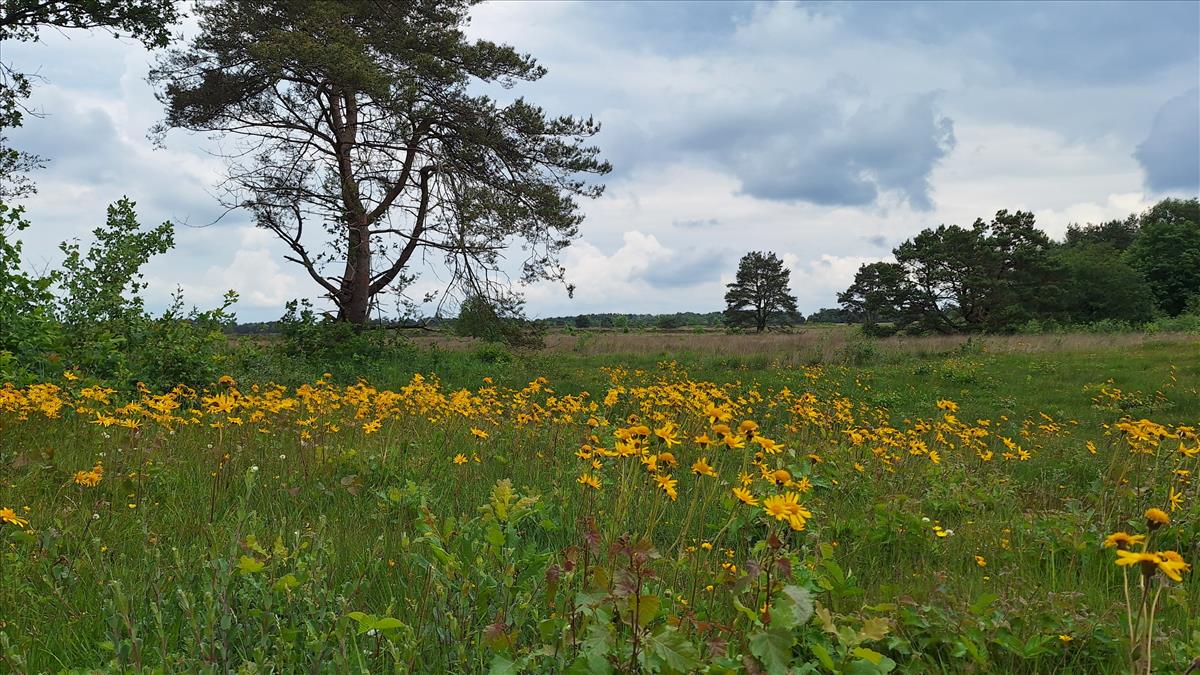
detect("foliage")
[455,294,545,349]
[58,197,174,330]
[840,210,1060,335]
[1124,198,1200,317]
[1064,214,1140,251]
[149,0,610,324]
[1054,242,1156,324]
[0,199,237,387]
[807,307,859,324]
[724,251,799,333]
[840,198,1200,334]
[0,201,59,379]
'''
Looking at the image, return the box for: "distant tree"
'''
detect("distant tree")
[839,210,1060,334]
[1125,198,1200,316]
[724,251,798,333]
[455,294,543,348]
[573,314,591,329]
[655,314,682,330]
[1064,215,1140,251]
[0,0,179,198]
[807,307,858,323]
[1056,243,1156,323]
[150,0,609,325]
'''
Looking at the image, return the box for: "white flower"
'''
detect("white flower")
[921,517,930,523]
[250,465,259,472]
[944,529,955,537]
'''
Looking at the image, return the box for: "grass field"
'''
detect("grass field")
[0,330,1196,673]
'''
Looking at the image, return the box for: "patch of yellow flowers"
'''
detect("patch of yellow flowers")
[1,364,1194,544]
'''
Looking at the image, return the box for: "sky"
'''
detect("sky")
[6,0,1199,321]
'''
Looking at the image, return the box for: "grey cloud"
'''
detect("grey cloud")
[11,89,231,226]
[866,235,888,248]
[635,249,726,288]
[673,218,720,229]
[1134,88,1200,193]
[685,94,954,210]
[825,2,1198,85]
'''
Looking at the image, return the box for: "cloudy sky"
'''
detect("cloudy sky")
[6,1,1199,320]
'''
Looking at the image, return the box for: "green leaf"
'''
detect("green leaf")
[374,617,405,631]
[810,643,836,671]
[643,626,702,674]
[773,585,814,629]
[564,653,613,675]
[630,594,660,627]
[485,523,506,548]
[273,573,299,592]
[487,654,519,675]
[968,592,998,616]
[733,597,761,625]
[857,617,890,642]
[749,627,794,675]
[851,647,884,665]
[236,555,264,574]
[815,605,837,634]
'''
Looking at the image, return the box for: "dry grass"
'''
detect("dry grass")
[408,327,1200,363]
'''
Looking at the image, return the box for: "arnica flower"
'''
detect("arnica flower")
[1145,507,1169,530]
[654,473,678,501]
[1155,550,1190,582]
[0,507,29,528]
[691,458,718,478]
[974,555,987,568]
[1103,531,1146,551]
[762,492,812,531]
[1114,550,1168,579]
[654,422,682,448]
[74,462,104,487]
[732,486,758,506]
[453,453,468,465]
[738,420,759,437]
[576,473,600,490]
[770,469,791,486]
[470,427,489,440]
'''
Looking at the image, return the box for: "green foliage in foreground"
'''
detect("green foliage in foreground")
[1,340,1197,673]
[0,198,236,389]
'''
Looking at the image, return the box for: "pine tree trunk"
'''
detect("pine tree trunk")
[339,219,372,324]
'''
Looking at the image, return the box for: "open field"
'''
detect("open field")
[411,325,1200,363]
[0,333,1197,672]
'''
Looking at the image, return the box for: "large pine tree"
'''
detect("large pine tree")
[150,0,609,324]
[723,251,799,333]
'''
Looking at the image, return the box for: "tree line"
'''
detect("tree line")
[838,198,1200,335]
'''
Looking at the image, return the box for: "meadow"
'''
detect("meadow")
[0,329,1196,673]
